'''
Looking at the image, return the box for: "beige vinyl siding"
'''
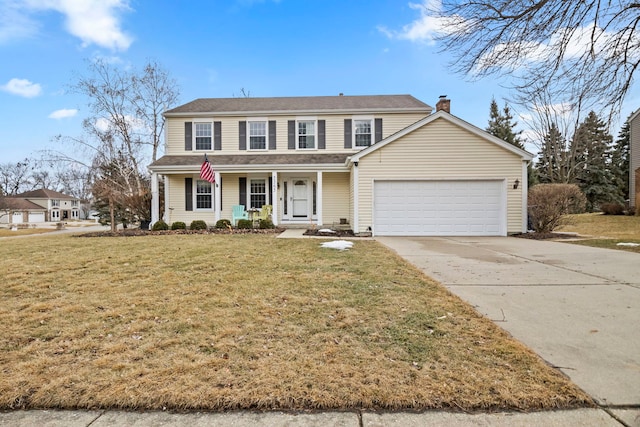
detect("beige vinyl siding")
[355,118,524,234]
[165,174,217,226]
[630,114,640,208]
[165,113,429,155]
[321,172,350,225]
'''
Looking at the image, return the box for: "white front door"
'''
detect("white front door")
[292,179,308,218]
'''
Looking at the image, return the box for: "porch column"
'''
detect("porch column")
[353,163,359,233]
[151,172,159,225]
[316,171,323,226]
[271,171,278,226]
[214,172,221,222]
[163,175,169,222]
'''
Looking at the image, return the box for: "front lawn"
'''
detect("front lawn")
[0,234,591,411]
[557,213,640,253]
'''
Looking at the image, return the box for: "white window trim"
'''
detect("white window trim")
[246,117,269,151]
[193,120,214,151]
[296,116,317,151]
[194,179,214,211]
[352,116,374,149]
[245,176,270,210]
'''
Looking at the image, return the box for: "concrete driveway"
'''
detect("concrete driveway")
[377,236,640,423]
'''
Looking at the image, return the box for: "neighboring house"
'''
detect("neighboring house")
[149,95,533,236]
[629,110,640,210]
[0,197,46,225]
[0,189,80,224]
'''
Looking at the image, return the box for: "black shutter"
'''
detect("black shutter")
[269,176,273,205]
[318,120,326,149]
[288,120,295,149]
[268,120,276,150]
[239,121,247,150]
[185,122,192,151]
[344,119,352,148]
[214,121,222,150]
[375,118,383,143]
[239,177,247,207]
[185,178,193,211]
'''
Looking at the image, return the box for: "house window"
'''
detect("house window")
[249,179,267,209]
[52,199,60,207]
[71,200,79,207]
[72,210,79,219]
[248,121,267,150]
[196,180,212,209]
[195,122,212,150]
[354,119,372,147]
[297,120,316,149]
[51,210,60,220]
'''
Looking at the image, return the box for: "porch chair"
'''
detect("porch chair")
[257,205,272,222]
[232,205,248,226]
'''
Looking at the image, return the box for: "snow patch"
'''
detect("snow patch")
[616,242,640,247]
[318,228,336,233]
[321,240,354,250]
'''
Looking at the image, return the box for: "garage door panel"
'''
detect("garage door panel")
[374,180,504,236]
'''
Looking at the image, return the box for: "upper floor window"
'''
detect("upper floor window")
[51,199,60,207]
[297,120,316,149]
[195,122,212,150]
[196,180,212,209]
[354,119,372,147]
[71,200,79,207]
[249,121,267,150]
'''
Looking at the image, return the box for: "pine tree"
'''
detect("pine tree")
[536,123,566,184]
[610,116,630,202]
[486,99,525,149]
[571,111,618,211]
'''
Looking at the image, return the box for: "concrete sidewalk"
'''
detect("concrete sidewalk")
[378,236,640,426]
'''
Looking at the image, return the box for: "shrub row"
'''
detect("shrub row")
[150,218,274,231]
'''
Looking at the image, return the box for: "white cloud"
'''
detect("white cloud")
[4,0,132,50]
[1,78,42,97]
[378,0,452,44]
[48,108,78,119]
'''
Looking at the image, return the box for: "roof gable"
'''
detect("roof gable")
[165,95,432,116]
[350,111,534,163]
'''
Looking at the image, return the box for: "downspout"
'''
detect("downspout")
[353,161,359,234]
[522,160,529,232]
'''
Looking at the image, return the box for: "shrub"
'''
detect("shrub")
[151,220,169,231]
[259,218,274,229]
[236,219,253,229]
[600,203,625,215]
[528,184,587,233]
[190,220,208,230]
[171,221,187,230]
[215,219,232,229]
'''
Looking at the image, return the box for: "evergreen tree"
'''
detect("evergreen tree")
[571,111,618,211]
[536,123,566,184]
[610,116,630,202]
[486,99,524,149]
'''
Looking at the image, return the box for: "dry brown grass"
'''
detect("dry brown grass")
[0,228,56,237]
[0,234,591,412]
[557,213,640,252]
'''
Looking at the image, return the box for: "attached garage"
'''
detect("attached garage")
[28,212,46,223]
[12,212,24,224]
[373,180,505,236]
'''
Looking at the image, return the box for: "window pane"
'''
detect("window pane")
[196,181,212,209]
[298,121,315,149]
[249,179,266,209]
[195,123,212,150]
[355,120,372,147]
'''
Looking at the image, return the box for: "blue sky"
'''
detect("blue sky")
[1,0,639,164]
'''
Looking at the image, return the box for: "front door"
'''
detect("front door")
[292,179,308,218]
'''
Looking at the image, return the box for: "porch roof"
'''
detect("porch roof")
[149,154,351,173]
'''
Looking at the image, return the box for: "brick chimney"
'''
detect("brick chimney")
[436,95,450,113]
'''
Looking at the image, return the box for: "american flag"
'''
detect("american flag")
[200,154,215,183]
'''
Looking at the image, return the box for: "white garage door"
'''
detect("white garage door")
[29,212,45,223]
[12,212,23,224]
[373,180,505,236]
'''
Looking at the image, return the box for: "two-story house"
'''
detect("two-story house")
[0,189,80,224]
[149,95,533,236]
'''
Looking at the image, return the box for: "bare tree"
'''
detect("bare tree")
[0,159,34,195]
[435,1,640,121]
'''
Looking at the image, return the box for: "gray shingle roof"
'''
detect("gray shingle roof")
[15,189,75,199]
[0,197,46,210]
[165,95,432,116]
[150,154,350,169]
